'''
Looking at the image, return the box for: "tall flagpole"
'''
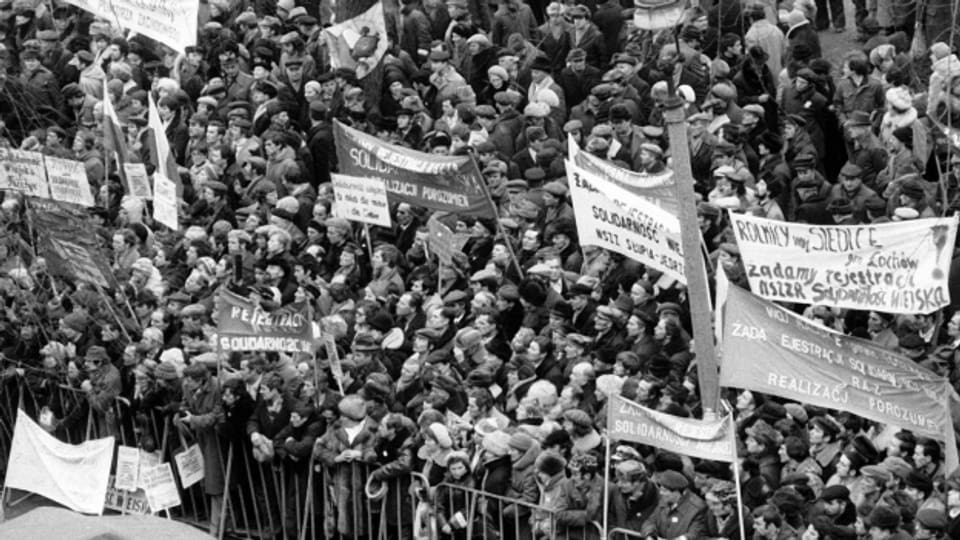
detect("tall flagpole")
[725,404,747,540]
[602,434,611,539]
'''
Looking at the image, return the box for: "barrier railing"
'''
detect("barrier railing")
[0,373,600,540]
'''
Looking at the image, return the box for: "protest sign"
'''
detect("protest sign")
[334,121,496,218]
[216,290,314,352]
[138,449,162,490]
[115,445,140,492]
[153,173,179,230]
[321,2,389,79]
[427,218,468,266]
[174,444,205,489]
[569,138,678,215]
[608,395,736,462]
[123,163,153,200]
[5,409,114,515]
[720,286,952,441]
[44,156,94,207]
[729,213,958,313]
[64,0,197,51]
[566,158,686,283]
[141,463,181,513]
[331,173,391,227]
[104,476,151,515]
[319,332,346,394]
[0,148,48,198]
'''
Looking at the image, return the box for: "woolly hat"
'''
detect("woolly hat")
[508,431,536,452]
[482,431,512,456]
[563,408,593,429]
[885,86,912,111]
[536,451,567,476]
[930,42,951,60]
[428,422,453,449]
[155,360,179,381]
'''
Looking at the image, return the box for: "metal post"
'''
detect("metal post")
[662,99,721,416]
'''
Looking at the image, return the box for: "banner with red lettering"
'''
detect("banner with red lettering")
[729,212,958,313]
[216,290,314,352]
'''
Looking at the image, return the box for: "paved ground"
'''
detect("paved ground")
[818,0,860,69]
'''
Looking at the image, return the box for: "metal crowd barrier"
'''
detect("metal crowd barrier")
[0,373,601,540]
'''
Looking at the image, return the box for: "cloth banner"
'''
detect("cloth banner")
[64,0,197,51]
[331,173,391,227]
[0,148,48,197]
[44,156,95,207]
[216,290,314,352]
[45,236,114,289]
[334,120,496,218]
[569,137,678,215]
[632,0,688,29]
[729,212,958,313]
[720,285,953,442]
[321,1,388,79]
[566,158,685,283]
[5,409,114,515]
[607,395,736,462]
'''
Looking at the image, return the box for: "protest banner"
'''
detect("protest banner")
[123,163,153,200]
[566,158,686,283]
[607,395,736,462]
[64,0,197,52]
[44,156,94,207]
[141,463,181,513]
[569,138,678,215]
[729,213,958,313]
[104,475,152,515]
[115,445,140,492]
[5,409,114,515]
[174,444,205,489]
[0,148,48,198]
[153,173,179,230]
[427,217,468,266]
[331,173,391,227]
[334,121,496,218]
[321,2,389,79]
[216,290,314,352]
[46,237,113,289]
[720,285,952,441]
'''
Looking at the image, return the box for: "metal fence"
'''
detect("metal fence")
[0,375,604,540]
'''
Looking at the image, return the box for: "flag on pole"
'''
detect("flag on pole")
[147,93,181,196]
[101,79,128,189]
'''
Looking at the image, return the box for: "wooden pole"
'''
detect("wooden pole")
[663,99,721,417]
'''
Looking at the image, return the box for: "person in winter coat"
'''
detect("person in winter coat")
[927,42,960,118]
[783,10,821,64]
[314,394,380,539]
[642,470,707,540]
[531,451,567,539]
[503,432,541,540]
[607,460,659,530]
[369,414,419,537]
[554,453,603,540]
[435,451,475,540]
[476,430,513,534]
[274,403,323,540]
[781,68,829,159]
[176,362,225,537]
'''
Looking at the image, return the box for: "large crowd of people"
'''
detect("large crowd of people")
[1,0,960,538]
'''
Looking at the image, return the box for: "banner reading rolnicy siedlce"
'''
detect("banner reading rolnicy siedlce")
[216,290,315,353]
[720,285,959,472]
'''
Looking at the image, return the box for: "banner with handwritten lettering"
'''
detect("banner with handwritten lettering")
[0,148,48,197]
[44,156,95,207]
[720,285,952,440]
[569,137,678,215]
[216,290,314,352]
[608,395,735,462]
[729,212,958,313]
[566,158,686,283]
[334,120,495,218]
[331,173,391,227]
[64,0,197,52]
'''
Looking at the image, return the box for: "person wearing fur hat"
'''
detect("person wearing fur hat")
[502,430,541,537]
[314,394,379,538]
[530,451,568,537]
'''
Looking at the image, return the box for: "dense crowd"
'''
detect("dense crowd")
[1,0,960,539]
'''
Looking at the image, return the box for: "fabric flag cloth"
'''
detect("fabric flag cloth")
[148,92,182,196]
[101,79,128,188]
[322,2,389,79]
[565,157,686,283]
[216,290,315,352]
[606,395,736,462]
[728,212,958,313]
[4,409,115,515]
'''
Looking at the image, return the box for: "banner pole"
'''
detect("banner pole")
[363,222,375,262]
[470,155,523,277]
[602,434,610,539]
[727,409,747,540]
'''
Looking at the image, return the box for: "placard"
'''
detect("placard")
[174,444,205,489]
[153,173,178,230]
[0,148,49,197]
[104,475,151,515]
[44,156,94,206]
[729,212,958,313]
[123,162,153,199]
[115,445,140,492]
[141,463,181,512]
[331,173,391,227]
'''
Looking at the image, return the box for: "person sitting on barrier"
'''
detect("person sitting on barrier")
[554,452,603,540]
[642,469,707,540]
